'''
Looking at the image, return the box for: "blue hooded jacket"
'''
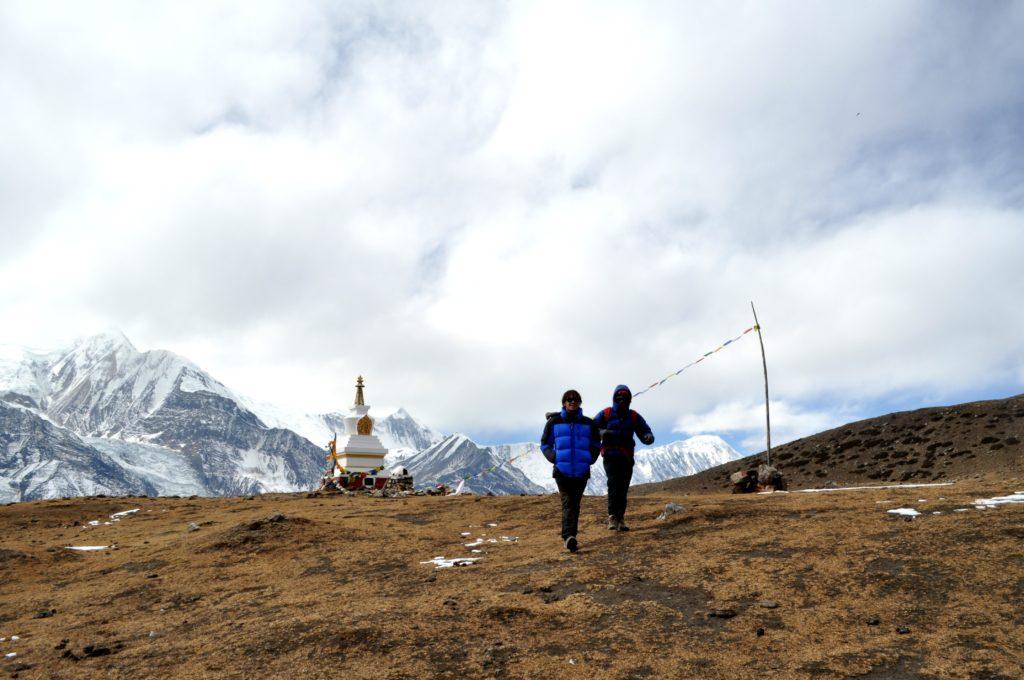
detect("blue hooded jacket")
[540,408,601,478]
[592,384,654,457]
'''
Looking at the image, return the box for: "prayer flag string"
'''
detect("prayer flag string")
[632,326,756,398]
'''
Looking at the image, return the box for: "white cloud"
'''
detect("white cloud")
[1,2,1023,446]
[673,399,855,452]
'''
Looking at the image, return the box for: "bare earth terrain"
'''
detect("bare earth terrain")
[1,477,1022,679]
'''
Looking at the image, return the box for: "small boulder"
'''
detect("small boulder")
[656,503,685,520]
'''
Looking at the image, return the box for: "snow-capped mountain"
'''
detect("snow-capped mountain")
[0,400,154,502]
[0,331,446,501]
[405,433,741,496]
[0,332,327,498]
[403,434,547,495]
[496,434,742,495]
[0,331,742,501]
[0,331,240,437]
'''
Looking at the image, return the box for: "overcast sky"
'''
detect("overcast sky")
[2,1,1023,451]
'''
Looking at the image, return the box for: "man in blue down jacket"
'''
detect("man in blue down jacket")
[541,389,601,553]
[593,384,654,531]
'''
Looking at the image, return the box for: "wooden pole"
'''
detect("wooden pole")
[750,302,772,467]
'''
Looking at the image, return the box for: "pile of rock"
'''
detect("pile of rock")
[730,463,786,493]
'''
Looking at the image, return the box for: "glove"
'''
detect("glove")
[639,432,654,445]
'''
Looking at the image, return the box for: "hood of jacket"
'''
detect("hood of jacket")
[612,384,632,413]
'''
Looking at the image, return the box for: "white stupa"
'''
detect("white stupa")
[331,376,388,474]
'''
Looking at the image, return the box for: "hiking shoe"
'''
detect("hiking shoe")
[607,515,618,530]
[616,517,630,531]
[565,535,578,553]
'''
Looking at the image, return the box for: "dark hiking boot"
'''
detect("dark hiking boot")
[565,535,578,553]
[607,515,618,530]
[616,517,630,531]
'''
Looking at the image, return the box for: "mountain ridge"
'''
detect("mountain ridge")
[1,331,753,500]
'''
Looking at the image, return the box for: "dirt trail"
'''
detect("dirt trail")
[0,481,1022,678]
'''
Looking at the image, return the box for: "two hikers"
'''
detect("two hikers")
[540,389,601,553]
[541,385,654,552]
[593,385,654,531]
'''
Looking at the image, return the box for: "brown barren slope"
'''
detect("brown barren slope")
[639,394,1024,495]
[1,478,1022,679]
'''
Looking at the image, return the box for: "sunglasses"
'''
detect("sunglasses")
[564,397,581,404]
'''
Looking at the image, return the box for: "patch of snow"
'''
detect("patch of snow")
[420,556,480,569]
[973,492,1024,507]
[798,482,954,494]
[65,545,112,551]
[110,508,140,519]
[887,508,921,517]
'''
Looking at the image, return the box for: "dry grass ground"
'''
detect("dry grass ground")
[1,478,1022,679]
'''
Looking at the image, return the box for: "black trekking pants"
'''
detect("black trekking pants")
[604,456,634,519]
[555,475,587,540]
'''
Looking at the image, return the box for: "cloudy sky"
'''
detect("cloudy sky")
[2,1,1023,451]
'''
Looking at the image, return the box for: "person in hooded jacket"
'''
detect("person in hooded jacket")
[593,384,654,531]
[540,389,601,553]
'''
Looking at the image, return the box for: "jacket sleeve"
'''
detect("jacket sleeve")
[589,419,601,463]
[635,411,655,445]
[540,417,557,463]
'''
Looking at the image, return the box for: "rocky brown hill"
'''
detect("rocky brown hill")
[639,394,1024,494]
